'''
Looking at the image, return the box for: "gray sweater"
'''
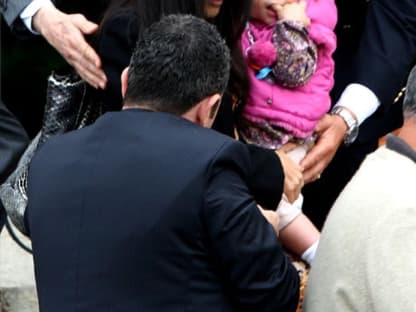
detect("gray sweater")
[304,135,416,312]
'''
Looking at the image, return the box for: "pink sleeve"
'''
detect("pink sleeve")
[305,0,337,108]
[307,0,337,69]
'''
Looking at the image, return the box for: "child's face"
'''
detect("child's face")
[251,0,296,25]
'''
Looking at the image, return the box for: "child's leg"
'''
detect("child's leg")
[277,193,320,265]
[277,140,320,264]
[279,212,320,264]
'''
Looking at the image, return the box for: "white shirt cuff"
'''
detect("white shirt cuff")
[335,83,381,125]
[19,0,54,34]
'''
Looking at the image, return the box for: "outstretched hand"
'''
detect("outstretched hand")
[300,114,347,183]
[33,4,107,89]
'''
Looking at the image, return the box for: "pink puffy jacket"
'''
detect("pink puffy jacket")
[241,0,337,138]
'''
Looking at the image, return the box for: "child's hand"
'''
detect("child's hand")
[276,0,311,27]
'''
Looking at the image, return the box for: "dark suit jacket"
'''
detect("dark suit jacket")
[94,10,285,209]
[0,0,31,228]
[0,0,31,160]
[0,100,28,184]
[0,0,30,25]
[303,0,416,229]
[0,0,34,35]
[333,0,416,142]
[0,100,28,229]
[26,109,299,312]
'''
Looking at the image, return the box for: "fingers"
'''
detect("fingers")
[276,0,310,26]
[279,142,298,153]
[301,145,327,183]
[284,172,304,203]
[300,135,333,183]
[297,1,310,26]
[66,39,107,89]
[73,42,107,89]
[34,7,107,89]
[300,114,346,183]
[71,14,99,35]
[276,148,304,202]
[66,15,107,89]
[314,114,332,133]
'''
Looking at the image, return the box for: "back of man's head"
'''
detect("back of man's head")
[404,65,416,119]
[123,14,230,115]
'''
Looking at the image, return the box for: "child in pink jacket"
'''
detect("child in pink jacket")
[239,0,337,264]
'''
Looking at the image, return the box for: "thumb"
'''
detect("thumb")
[315,114,331,133]
[71,14,99,35]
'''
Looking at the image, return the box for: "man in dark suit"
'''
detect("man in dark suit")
[26,15,300,311]
[0,0,30,232]
[0,102,28,231]
[0,0,106,232]
[300,0,416,229]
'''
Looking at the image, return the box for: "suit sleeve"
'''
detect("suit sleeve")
[0,0,31,26]
[353,0,416,109]
[203,141,299,311]
[246,144,284,210]
[0,100,28,183]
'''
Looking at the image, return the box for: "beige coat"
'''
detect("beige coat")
[304,146,416,312]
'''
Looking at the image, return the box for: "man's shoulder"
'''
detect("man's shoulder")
[30,113,115,167]
[144,110,238,149]
[32,110,242,166]
[330,145,416,218]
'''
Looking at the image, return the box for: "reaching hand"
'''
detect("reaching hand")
[276,143,304,203]
[33,4,107,89]
[300,114,347,183]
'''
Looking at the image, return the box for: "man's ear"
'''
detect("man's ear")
[195,93,222,128]
[121,67,129,98]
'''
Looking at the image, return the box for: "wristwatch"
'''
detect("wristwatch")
[330,106,359,145]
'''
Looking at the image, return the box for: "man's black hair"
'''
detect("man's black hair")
[125,14,230,114]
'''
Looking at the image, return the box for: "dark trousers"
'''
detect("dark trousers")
[0,100,29,233]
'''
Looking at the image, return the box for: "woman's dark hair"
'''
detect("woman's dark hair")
[213,0,251,103]
[99,0,251,103]
[101,0,205,34]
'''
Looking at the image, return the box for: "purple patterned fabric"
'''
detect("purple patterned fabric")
[271,21,318,88]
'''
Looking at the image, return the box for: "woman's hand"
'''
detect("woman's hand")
[276,143,304,203]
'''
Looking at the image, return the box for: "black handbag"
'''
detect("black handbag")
[0,71,102,235]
